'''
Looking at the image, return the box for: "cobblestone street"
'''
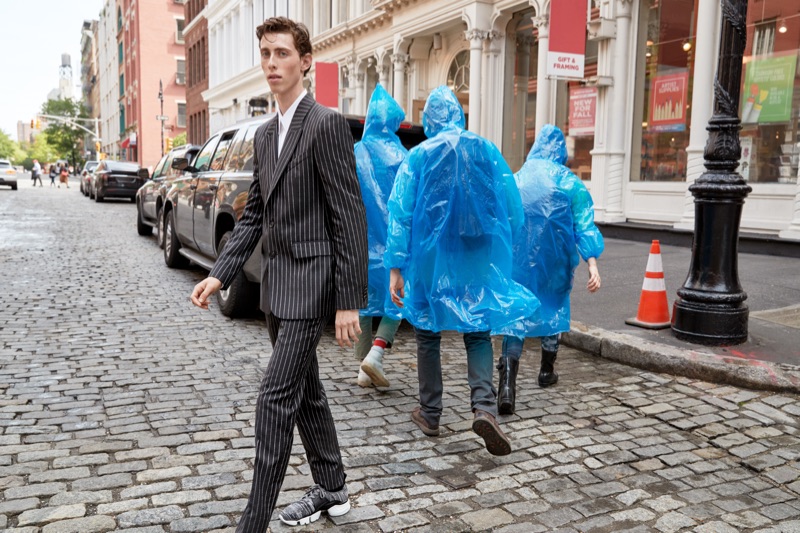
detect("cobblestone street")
[2,184,800,532]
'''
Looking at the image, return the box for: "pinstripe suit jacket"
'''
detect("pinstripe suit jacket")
[209,94,368,319]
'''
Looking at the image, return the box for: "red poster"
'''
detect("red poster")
[315,62,339,109]
[547,0,587,79]
[569,86,597,136]
[649,72,689,132]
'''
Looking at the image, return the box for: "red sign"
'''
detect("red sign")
[314,62,339,109]
[547,0,587,79]
[569,86,597,136]
[649,72,689,132]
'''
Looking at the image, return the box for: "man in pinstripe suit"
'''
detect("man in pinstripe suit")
[190,17,368,531]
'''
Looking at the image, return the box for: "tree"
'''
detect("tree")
[173,132,187,147]
[0,130,25,164]
[28,131,59,165]
[41,98,90,171]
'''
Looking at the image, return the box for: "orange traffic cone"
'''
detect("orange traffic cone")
[625,240,671,329]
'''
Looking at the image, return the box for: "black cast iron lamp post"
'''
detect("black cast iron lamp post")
[671,0,752,346]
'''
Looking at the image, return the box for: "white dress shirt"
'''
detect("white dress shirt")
[277,89,307,156]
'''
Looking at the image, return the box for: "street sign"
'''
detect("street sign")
[156,115,169,121]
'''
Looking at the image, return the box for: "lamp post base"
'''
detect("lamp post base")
[671,299,749,346]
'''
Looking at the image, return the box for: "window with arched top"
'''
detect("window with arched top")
[446,51,470,94]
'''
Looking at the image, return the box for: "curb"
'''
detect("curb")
[562,321,800,394]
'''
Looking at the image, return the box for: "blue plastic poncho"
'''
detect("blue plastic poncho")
[384,86,539,334]
[512,124,605,337]
[355,85,408,317]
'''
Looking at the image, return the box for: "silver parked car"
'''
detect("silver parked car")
[0,160,18,190]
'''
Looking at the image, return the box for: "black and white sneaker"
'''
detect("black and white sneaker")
[278,484,351,526]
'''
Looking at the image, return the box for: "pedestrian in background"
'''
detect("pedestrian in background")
[48,163,57,187]
[189,16,367,531]
[386,86,539,456]
[31,159,43,187]
[58,164,69,188]
[353,84,407,389]
[496,124,604,415]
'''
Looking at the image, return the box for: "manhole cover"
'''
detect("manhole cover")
[751,305,800,329]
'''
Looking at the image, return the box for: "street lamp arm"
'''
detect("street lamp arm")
[37,114,99,139]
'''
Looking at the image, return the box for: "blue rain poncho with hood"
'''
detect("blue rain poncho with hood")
[511,124,604,338]
[384,86,539,334]
[355,85,408,317]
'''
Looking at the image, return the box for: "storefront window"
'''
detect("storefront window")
[740,0,799,184]
[637,0,698,182]
[502,8,538,172]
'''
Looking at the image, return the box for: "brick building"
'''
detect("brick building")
[184,0,209,145]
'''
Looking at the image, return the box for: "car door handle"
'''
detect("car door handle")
[190,184,197,190]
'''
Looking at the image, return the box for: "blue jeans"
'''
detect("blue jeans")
[502,334,560,362]
[414,328,497,427]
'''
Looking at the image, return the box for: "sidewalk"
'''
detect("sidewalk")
[563,238,800,393]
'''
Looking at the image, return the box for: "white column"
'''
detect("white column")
[378,62,390,91]
[533,15,552,135]
[779,178,800,239]
[604,0,634,222]
[354,72,365,115]
[483,30,504,146]
[465,29,487,134]
[674,0,721,230]
[391,52,408,112]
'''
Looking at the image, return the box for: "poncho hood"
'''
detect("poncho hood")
[364,84,405,137]
[528,124,568,165]
[422,86,465,138]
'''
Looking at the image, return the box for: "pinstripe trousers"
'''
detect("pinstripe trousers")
[236,313,346,533]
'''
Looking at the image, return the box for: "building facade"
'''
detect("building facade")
[81,20,101,159]
[117,0,188,168]
[97,0,121,159]
[201,0,800,240]
[185,0,210,145]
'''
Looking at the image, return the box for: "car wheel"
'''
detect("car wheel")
[11,183,17,191]
[80,182,84,194]
[89,186,95,199]
[164,210,188,268]
[95,190,104,202]
[156,208,165,249]
[136,201,152,236]
[130,197,136,203]
[216,231,258,318]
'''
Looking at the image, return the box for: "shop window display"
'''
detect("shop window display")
[739,0,800,184]
[638,0,698,182]
[503,8,538,172]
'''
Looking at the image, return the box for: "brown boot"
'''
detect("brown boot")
[472,410,511,456]
[411,407,440,437]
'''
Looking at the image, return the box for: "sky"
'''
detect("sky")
[0,0,105,141]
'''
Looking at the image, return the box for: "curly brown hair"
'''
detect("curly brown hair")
[256,17,312,75]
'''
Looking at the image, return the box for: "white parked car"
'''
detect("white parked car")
[0,159,18,190]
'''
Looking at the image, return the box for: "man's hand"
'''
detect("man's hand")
[335,309,361,348]
[191,277,223,309]
[586,258,601,293]
[389,268,405,308]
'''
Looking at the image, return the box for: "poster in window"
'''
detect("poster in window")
[740,53,797,124]
[569,86,597,136]
[649,71,689,132]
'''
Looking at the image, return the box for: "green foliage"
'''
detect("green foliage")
[0,129,18,161]
[28,131,59,165]
[173,132,187,147]
[41,98,90,169]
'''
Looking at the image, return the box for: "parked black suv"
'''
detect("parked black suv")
[162,115,425,317]
[136,144,201,247]
[92,160,145,202]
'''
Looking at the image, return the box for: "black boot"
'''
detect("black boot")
[538,349,559,388]
[497,357,519,415]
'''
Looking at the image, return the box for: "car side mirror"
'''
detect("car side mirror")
[172,157,189,171]
[137,168,150,179]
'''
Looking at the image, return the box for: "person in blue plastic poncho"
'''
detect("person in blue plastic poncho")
[353,84,407,389]
[496,124,604,416]
[385,86,539,456]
